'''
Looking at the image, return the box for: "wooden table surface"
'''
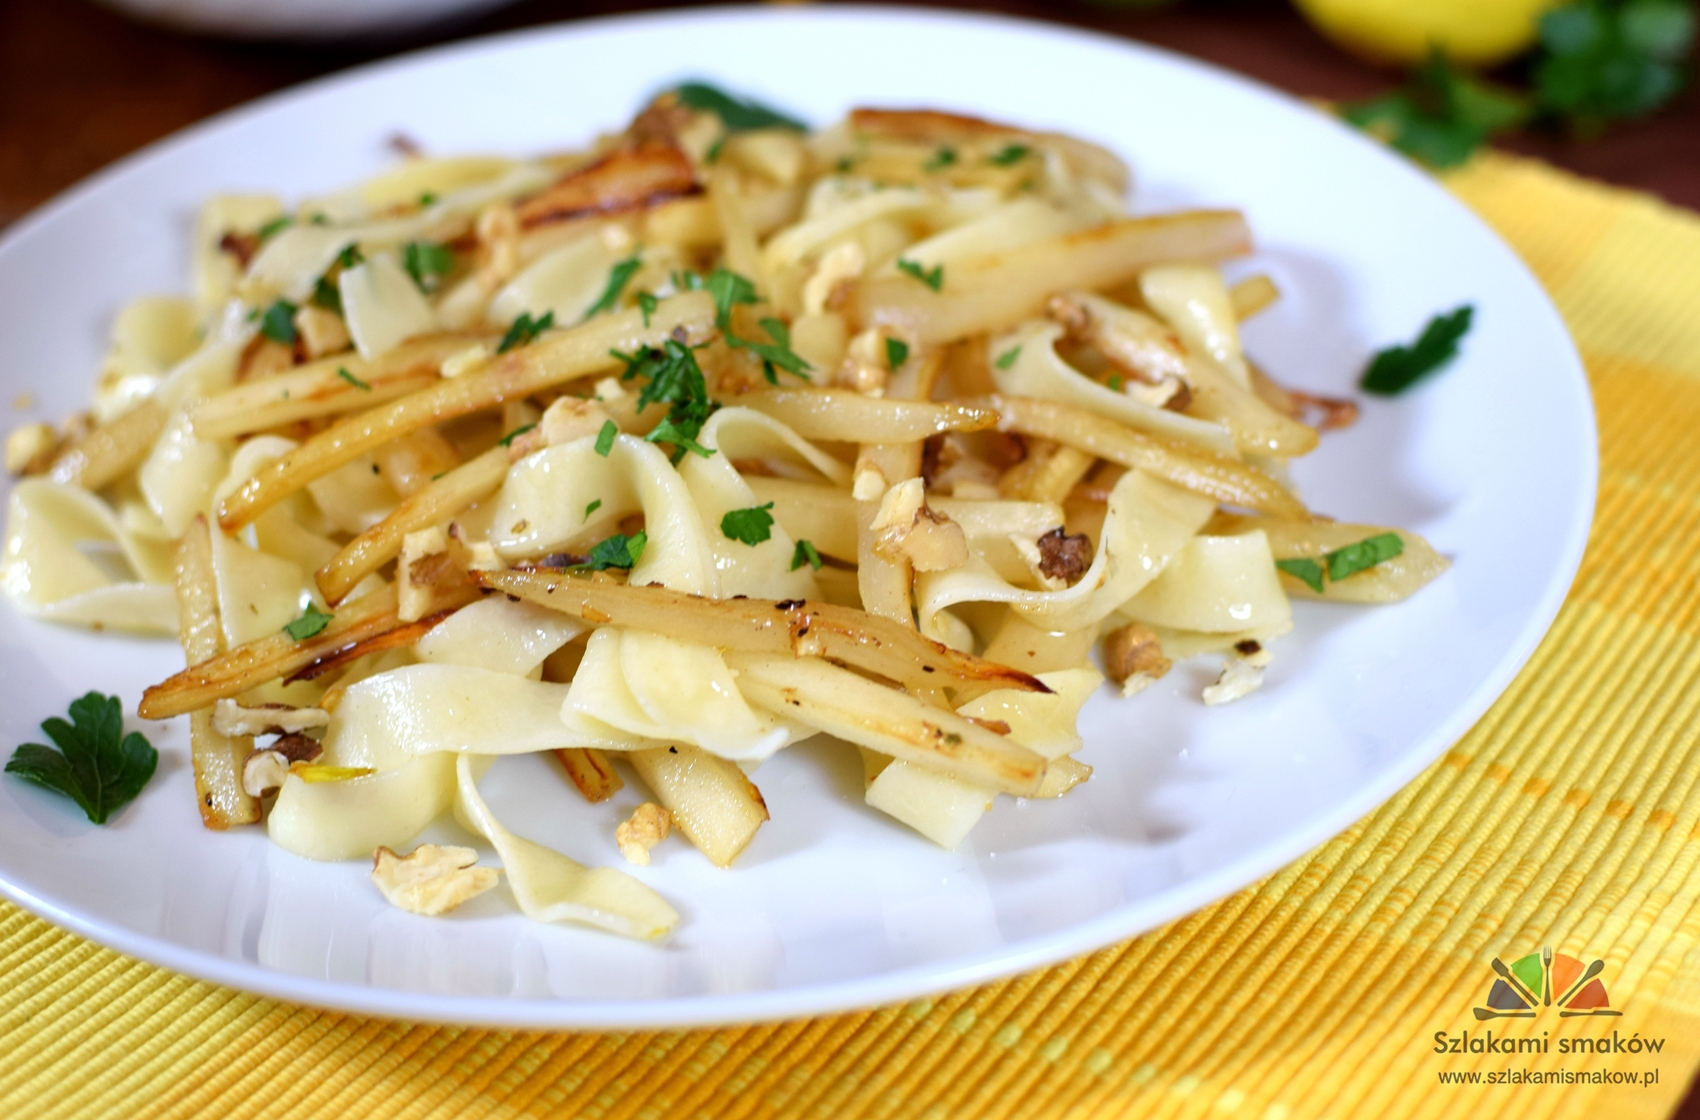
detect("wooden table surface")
[2,0,1697,1114]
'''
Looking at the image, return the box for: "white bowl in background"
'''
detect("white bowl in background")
[93,0,518,40]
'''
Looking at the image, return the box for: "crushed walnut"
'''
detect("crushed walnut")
[1202,655,1268,706]
[241,734,322,797]
[837,327,891,395]
[802,241,865,317]
[616,802,673,866]
[294,304,350,360]
[5,422,58,476]
[1102,621,1172,697]
[870,478,968,571]
[398,525,470,622]
[213,699,330,738]
[1036,527,1093,583]
[371,844,500,916]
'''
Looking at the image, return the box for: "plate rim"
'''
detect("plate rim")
[0,3,1598,1029]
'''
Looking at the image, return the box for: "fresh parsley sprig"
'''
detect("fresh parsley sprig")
[1535,0,1695,134]
[259,299,298,345]
[1360,305,1474,395]
[721,502,776,546]
[1341,51,1528,170]
[498,310,555,354]
[612,340,717,461]
[897,258,944,292]
[791,539,823,571]
[337,367,371,391]
[885,338,909,369]
[988,143,1031,166]
[673,82,807,133]
[586,255,642,319]
[1275,532,1405,593]
[402,241,455,294]
[284,603,334,640]
[576,531,648,571]
[5,693,157,825]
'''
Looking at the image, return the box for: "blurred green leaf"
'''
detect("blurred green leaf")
[1341,51,1529,169]
[1534,0,1694,132]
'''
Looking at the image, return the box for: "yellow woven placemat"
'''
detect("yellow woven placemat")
[4,151,1699,1120]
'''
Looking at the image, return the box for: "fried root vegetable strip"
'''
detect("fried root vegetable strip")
[1229,274,1280,320]
[316,446,508,604]
[1212,514,1449,603]
[856,441,923,625]
[858,212,1252,345]
[173,516,260,828]
[628,745,768,868]
[140,584,402,719]
[729,653,1047,797]
[991,395,1306,517]
[189,336,484,440]
[554,747,624,803]
[848,108,1130,195]
[515,140,699,228]
[733,389,996,443]
[284,608,461,683]
[49,399,167,491]
[472,570,1051,702]
[217,292,714,531]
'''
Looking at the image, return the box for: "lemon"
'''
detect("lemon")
[1292,0,1561,66]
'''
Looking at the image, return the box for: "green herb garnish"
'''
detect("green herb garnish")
[673,81,807,132]
[586,255,642,319]
[337,367,371,391]
[1107,373,1124,392]
[791,539,823,571]
[418,191,438,207]
[5,692,157,825]
[312,276,342,315]
[925,146,958,171]
[576,531,647,571]
[994,346,1021,370]
[612,340,718,462]
[1341,50,1529,169]
[637,290,658,327]
[731,317,812,384]
[284,603,334,640]
[402,241,455,293]
[259,299,298,345]
[498,310,555,353]
[897,258,944,291]
[594,419,618,456]
[1274,558,1327,594]
[257,215,294,243]
[885,337,909,369]
[989,143,1031,166]
[498,423,536,448]
[1276,532,1405,593]
[1360,305,1474,395]
[721,502,776,546]
[1534,0,1695,134]
[704,266,758,329]
[336,244,364,270]
[584,499,602,521]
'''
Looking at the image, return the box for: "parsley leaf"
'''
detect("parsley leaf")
[284,603,334,640]
[498,423,536,448]
[312,276,342,315]
[418,191,438,207]
[989,143,1031,166]
[704,267,759,329]
[994,346,1021,370]
[1341,51,1528,169]
[612,340,718,461]
[730,317,812,384]
[925,146,958,171]
[897,258,944,291]
[673,81,807,133]
[576,531,647,571]
[586,255,642,319]
[1275,558,1327,594]
[336,244,364,270]
[584,498,602,521]
[1107,373,1125,392]
[594,419,618,456]
[257,215,294,243]
[5,692,157,825]
[337,367,371,391]
[402,241,455,293]
[646,416,715,459]
[885,337,909,369]
[637,290,658,327]
[259,299,298,345]
[498,310,555,353]
[721,502,776,546]
[791,539,823,571]
[1360,304,1474,395]
[1534,0,1695,133]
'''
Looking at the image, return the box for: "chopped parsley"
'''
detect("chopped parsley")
[498,310,555,353]
[259,299,298,345]
[576,531,647,571]
[256,215,294,243]
[720,502,776,546]
[1276,532,1405,593]
[612,340,717,461]
[283,603,334,640]
[897,258,944,292]
[731,317,812,384]
[336,244,364,270]
[402,241,455,293]
[885,337,909,370]
[1107,373,1125,392]
[337,367,371,391]
[5,692,157,825]
[584,498,602,521]
[497,423,536,448]
[989,143,1031,166]
[791,539,823,571]
[994,346,1021,370]
[1534,0,1695,134]
[637,290,658,327]
[1360,305,1474,395]
[1341,51,1528,169]
[673,81,807,132]
[704,266,758,329]
[312,276,342,315]
[585,255,642,319]
[924,146,958,171]
[418,191,438,207]
[594,419,618,456]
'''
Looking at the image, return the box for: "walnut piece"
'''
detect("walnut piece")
[538,396,614,449]
[616,803,672,866]
[242,750,290,797]
[1103,622,1172,697]
[213,699,330,738]
[802,241,865,317]
[837,327,891,395]
[294,304,350,360]
[398,525,470,622]
[1202,657,1266,706]
[1036,527,1093,583]
[870,478,968,572]
[5,422,58,476]
[371,844,500,916]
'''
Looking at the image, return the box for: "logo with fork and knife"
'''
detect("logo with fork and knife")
[1475,947,1620,1020]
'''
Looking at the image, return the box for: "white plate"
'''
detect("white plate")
[0,7,1594,1028]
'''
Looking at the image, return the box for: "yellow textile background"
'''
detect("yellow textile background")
[3,152,1699,1119]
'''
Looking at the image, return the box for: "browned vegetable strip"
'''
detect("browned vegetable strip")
[189,335,485,441]
[140,584,402,719]
[857,211,1252,345]
[554,748,624,803]
[515,141,699,228]
[49,399,166,491]
[627,745,767,868]
[848,107,1129,194]
[216,292,714,532]
[472,570,1050,702]
[173,515,260,829]
[284,608,462,683]
[316,445,508,604]
[732,389,996,443]
[1229,273,1280,320]
[989,394,1307,517]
